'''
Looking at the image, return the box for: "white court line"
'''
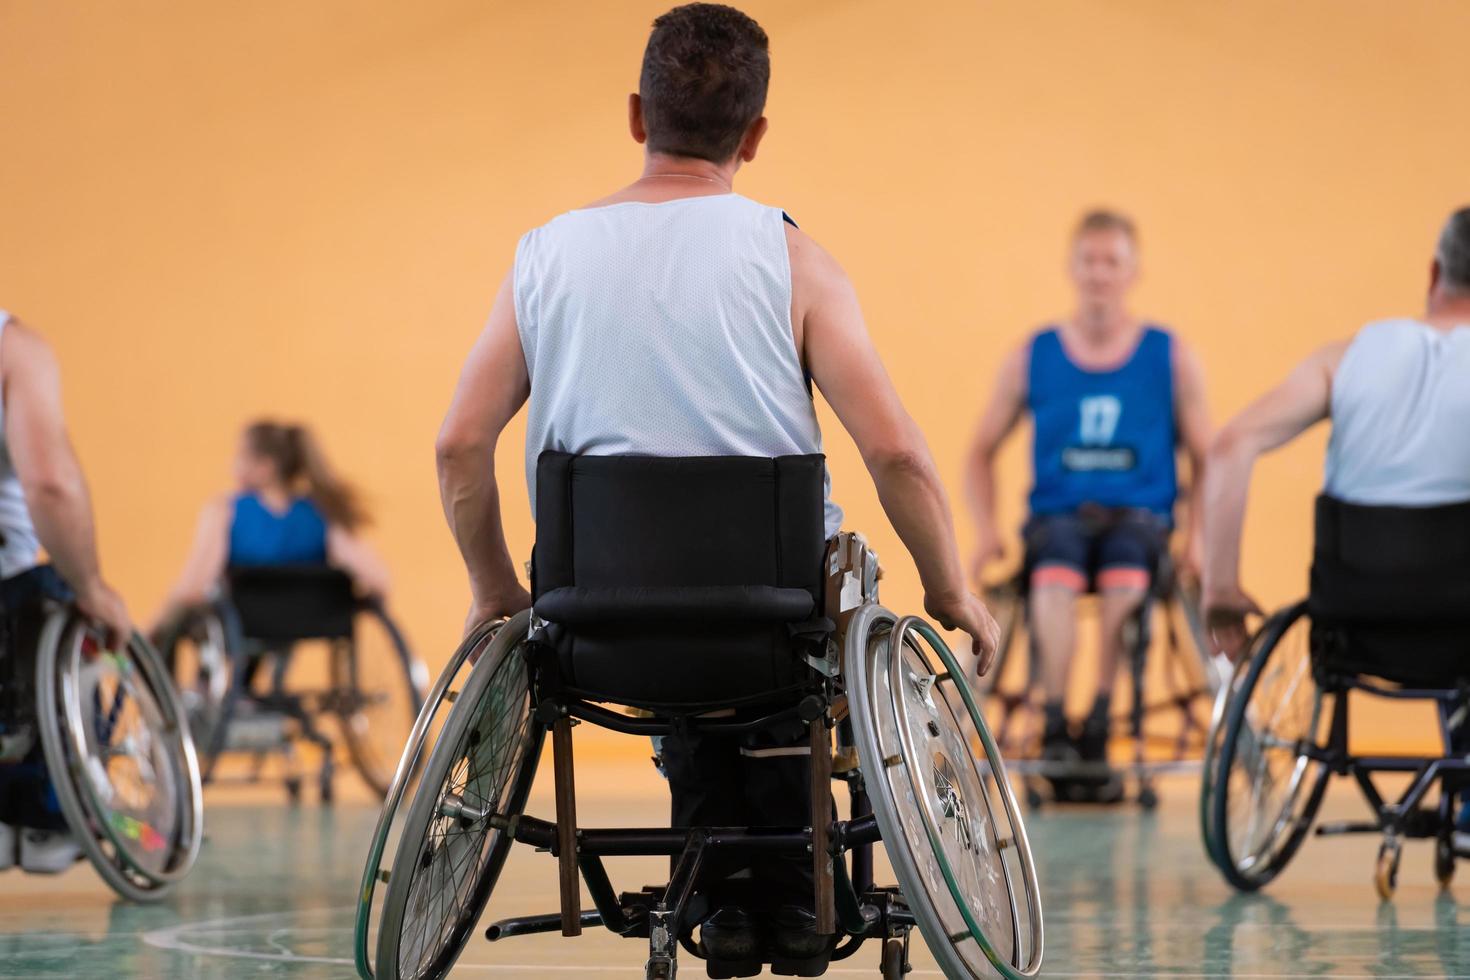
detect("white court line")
[138,907,1470,978]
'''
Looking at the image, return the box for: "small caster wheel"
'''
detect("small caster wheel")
[285,777,303,805]
[320,778,335,806]
[1436,836,1456,888]
[1376,839,1402,901]
[645,956,674,980]
[881,936,910,978]
[1025,786,1045,810]
[1137,785,1159,810]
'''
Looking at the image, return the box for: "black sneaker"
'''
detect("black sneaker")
[768,904,832,976]
[700,906,761,978]
[1077,708,1124,804]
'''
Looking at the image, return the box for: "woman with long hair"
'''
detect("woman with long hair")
[154,420,389,626]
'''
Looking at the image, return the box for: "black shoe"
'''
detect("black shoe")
[768,905,833,975]
[1041,717,1082,801]
[700,906,761,974]
[1076,710,1124,803]
[1078,708,1110,764]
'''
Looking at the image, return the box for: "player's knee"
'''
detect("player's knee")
[1031,563,1086,594]
[1096,566,1150,596]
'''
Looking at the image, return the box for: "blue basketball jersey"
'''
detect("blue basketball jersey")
[228,493,329,566]
[1027,326,1178,518]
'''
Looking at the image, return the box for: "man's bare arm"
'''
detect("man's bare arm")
[435,273,532,627]
[2,321,131,640]
[1171,339,1212,579]
[1202,341,1347,615]
[791,226,1000,667]
[963,346,1027,582]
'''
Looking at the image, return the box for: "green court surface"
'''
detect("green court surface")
[2,769,1468,978]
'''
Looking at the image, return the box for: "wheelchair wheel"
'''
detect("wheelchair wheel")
[35,608,205,902]
[372,610,543,980]
[1199,649,1245,871]
[845,605,1044,979]
[332,602,429,798]
[156,604,233,759]
[1210,601,1329,892]
[354,616,502,979]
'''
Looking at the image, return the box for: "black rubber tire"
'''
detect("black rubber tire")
[1210,601,1328,892]
[334,605,427,799]
[880,937,907,979]
[373,627,542,980]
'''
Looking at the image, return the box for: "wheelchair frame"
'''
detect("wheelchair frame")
[359,560,1044,980]
[159,571,427,803]
[1205,600,1470,898]
[980,554,1218,809]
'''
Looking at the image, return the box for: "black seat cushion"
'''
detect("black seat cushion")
[534,586,814,626]
[531,452,828,709]
[1309,495,1470,684]
[226,564,357,642]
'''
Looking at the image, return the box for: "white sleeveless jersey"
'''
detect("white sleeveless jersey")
[513,193,842,536]
[1325,318,1470,506]
[0,311,41,579]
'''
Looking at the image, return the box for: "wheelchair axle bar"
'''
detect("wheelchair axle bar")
[512,814,880,857]
[486,910,603,942]
[561,697,822,738]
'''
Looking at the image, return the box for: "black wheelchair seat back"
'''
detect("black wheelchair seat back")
[1309,494,1470,685]
[226,564,357,642]
[531,451,829,710]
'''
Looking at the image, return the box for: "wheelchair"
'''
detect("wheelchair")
[1203,495,1470,899]
[356,453,1043,980]
[0,576,203,901]
[979,516,1219,809]
[155,564,428,802]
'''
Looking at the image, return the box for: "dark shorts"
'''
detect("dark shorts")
[0,565,73,830]
[1024,509,1168,591]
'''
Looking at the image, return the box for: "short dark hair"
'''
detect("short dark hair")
[1436,207,1470,293]
[639,4,770,163]
[1074,208,1138,245]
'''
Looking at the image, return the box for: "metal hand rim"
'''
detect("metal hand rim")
[891,616,1044,979]
[888,618,1021,968]
[845,603,1043,980]
[58,615,204,884]
[34,609,204,896]
[354,614,512,980]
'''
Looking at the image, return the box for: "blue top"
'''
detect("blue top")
[228,493,329,566]
[1027,326,1178,518]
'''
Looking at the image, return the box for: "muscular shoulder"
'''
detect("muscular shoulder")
[784,222,848,297]
[0,318,58,379]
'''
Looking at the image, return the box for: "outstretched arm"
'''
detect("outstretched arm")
[963,346,1027,585]
[1202,341,1346,649]
[1,321,132,643]
[792,225,1000,670]
[152,496,230,632]
[327,525,392,600]
[435,272,532,630]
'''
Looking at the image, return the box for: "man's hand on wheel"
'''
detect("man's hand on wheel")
[924,591,1001,676]
[75,578,134,651]
[1203,583,1262,663]
[463,584,533,638]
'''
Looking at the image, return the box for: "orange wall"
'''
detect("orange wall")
[1,1,1465,751]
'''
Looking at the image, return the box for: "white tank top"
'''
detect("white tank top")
[1324,318,1470,506]
[0,312,41,579]
[514,193,842,536]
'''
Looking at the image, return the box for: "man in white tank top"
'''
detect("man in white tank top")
[1201,206,1470,650]
[434,3,998,963]
[0,311,133,873]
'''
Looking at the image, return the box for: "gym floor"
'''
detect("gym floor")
[2,760,1467,979]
